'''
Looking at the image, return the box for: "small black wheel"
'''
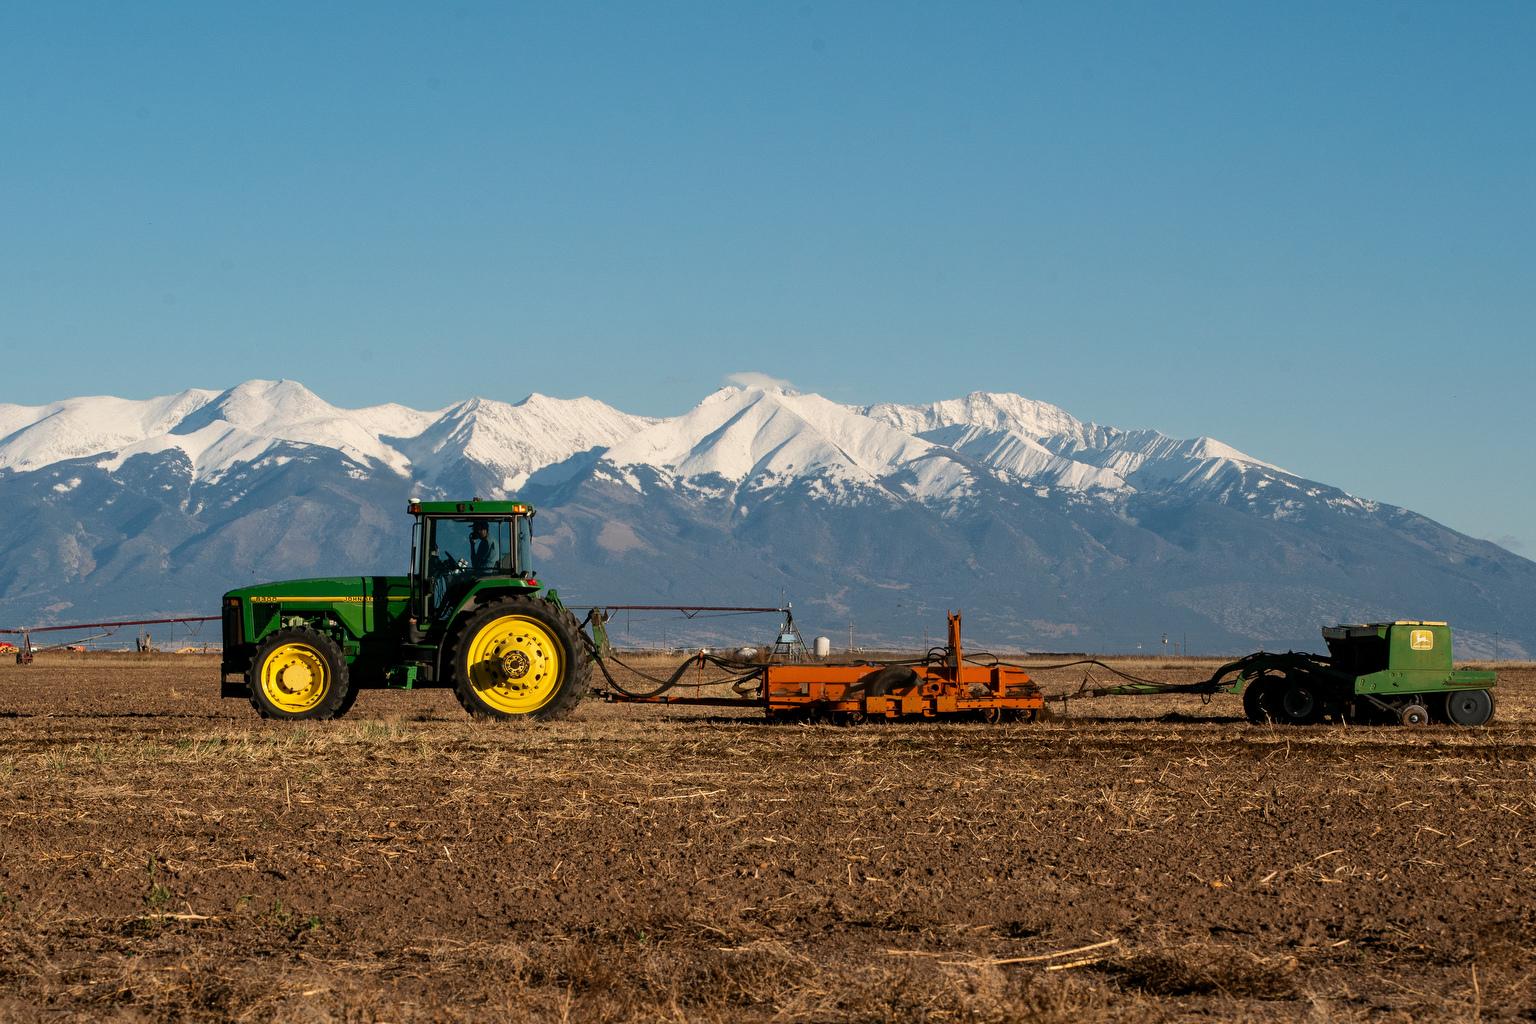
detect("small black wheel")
[856,665,920,697]
[247,627,352,721]
[447,596,592,720]
[1278,681,1322,725]
[1444,688,1495,728]
[1398,702,1431,726]
[1243,677,1283,724]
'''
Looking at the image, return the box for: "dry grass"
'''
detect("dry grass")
[1,654,1534,1021]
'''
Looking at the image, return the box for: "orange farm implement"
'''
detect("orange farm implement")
[586,611,1047,723]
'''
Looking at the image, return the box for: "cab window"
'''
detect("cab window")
[424,517,514,612]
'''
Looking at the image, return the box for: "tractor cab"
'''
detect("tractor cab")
[408,499,539,624]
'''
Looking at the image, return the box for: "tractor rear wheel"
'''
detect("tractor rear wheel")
[248,627,352,721]
[447,597,591,720]
[1444,688,1495,727]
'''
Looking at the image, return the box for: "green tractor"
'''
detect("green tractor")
[220,499,591,721]
[1221,620,1497,726]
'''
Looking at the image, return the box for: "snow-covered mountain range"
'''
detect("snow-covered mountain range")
[2,379,1531,656]
[0,380,653,493]
[0,379,1296,509]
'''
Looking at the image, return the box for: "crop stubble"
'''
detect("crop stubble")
[1,654,1534,1022]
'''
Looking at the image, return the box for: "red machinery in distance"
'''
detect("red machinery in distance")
[0,615,219,664]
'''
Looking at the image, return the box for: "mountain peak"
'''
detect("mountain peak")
[699,385,747,406]
[864,391,1092,443]
[722,372,796,395]
[203,379,334,427]
[603,385,937,487]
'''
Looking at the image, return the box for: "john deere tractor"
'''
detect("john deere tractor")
[220,499,590,720]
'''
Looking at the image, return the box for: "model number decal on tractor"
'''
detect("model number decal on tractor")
[251,596,369,604]
[248,596,410,604]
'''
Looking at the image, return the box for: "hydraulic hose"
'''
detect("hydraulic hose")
[575,617,767,700]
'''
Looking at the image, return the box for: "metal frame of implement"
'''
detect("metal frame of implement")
[590,611,1046,722]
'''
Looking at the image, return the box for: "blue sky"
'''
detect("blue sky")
[3,3,1533,553]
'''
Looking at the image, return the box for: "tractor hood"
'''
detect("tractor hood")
[224,576,410,604]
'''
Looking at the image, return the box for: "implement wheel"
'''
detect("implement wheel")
[1444,689,1495,728]
[248,627,351,721]
[1398,702,1431,727]
[1242,676,1283,724]
[1278,681,1322,725]
[447,597,591,720]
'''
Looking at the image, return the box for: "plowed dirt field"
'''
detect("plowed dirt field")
[2,653,1534,1022]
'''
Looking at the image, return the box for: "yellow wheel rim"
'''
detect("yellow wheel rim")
[466,615,564,714]
[259,643,331,714]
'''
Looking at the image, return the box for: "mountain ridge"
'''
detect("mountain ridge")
[1,379,1531,656]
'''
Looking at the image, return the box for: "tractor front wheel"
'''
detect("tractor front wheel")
[447,597,592,720]
[248,628,352,721]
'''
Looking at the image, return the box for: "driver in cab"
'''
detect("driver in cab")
[429,520,499,611]
[468,520,498,571]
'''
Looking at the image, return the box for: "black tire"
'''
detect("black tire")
[1242,676,1283,724]
[1444,688,1495,728]
[1277,679,1322,726]
[854,665,920,697]
[247,627,352,721]
[447,596,591,720]
[335,680,362,718]
[1398,702,1431,727]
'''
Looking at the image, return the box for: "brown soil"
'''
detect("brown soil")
[2,652,1534,1022]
